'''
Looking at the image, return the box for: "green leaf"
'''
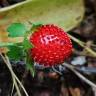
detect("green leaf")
[7,23,27,37]
[30,22,42,30]
[23,38,33,50]
[26,62,35,77]
[26,55,35,77]
[7,46,23,60]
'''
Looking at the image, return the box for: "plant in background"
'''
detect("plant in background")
[0,22,73,96]
[0,22,96,96]
[0,0,96,96]
[6,23,73,73]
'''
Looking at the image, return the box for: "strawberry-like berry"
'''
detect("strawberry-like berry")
[30,24,72,67]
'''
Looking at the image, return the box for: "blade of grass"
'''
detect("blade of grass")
[0,53,22,96]
[68,34,96,57]
[11,82,15,96]
[0,53,29,96]
[62,63,96,88]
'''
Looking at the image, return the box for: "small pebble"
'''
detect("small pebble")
[71,56,86,65]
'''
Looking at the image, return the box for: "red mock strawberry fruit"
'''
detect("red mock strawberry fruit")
[30,24,72,67]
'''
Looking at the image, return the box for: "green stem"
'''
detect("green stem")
[0,42,16,47]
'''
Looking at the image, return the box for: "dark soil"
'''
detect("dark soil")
[0,0,96,96]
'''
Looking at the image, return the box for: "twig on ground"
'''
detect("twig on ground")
[0,53,29,96]
[62,63,96,88]
[68,34,96,57]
